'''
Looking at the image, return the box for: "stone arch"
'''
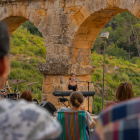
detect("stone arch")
[0,4,47,37]
[70,0,140,65]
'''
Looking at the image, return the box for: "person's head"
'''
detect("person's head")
[116,82,134,101]
[69,73,75,81]
[19,90,33,102]
[0,21,10,89]
[70,91,84,108]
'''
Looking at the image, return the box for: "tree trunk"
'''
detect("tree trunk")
[128,37,131,60]
[136,39,140,57]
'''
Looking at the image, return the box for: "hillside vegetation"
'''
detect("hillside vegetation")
[93,11,140,59]
[92,11,140,114]
[91,51,140,114]
[9,26,46,102]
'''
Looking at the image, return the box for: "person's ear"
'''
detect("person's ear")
[0,56,6,76]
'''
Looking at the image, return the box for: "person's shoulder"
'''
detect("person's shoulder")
[59,107,71,111]
[85,111,92,118]
[0,99,17,110]
[105,100,117,108]
[1,99,62,139]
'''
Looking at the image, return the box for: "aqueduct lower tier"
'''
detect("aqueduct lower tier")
[0,0,139,111]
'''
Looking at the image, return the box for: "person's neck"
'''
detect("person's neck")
[70,106,79,111]
[71,79,74,82]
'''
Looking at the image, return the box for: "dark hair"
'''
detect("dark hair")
[69,73,75,80]
[19,90,33,102]
[116,82,134,101]
[0,21,9,59]
[70,91,84,108]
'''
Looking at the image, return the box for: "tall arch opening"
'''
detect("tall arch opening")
[70,1,140,112]
[3,17,46,103]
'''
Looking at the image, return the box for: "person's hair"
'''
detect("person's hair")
[70,91,84,108]
[116,82,134,101]
[69,73,75,80]
[0,21,9,60]
[19,90,33,102]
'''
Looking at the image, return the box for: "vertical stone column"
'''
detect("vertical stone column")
[39,0,96,112]
[39,63,95,112]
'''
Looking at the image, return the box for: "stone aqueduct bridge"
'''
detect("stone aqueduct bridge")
[0,0,139,110]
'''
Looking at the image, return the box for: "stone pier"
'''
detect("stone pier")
[39,63,95,112]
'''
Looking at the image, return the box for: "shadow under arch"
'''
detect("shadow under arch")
[3,16,28,36]
[0,5,46,37]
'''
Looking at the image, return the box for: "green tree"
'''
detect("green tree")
[93,11,140,59]
[22,21,43,37]
[106,44,128,60]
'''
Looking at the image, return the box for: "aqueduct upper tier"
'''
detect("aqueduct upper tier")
[0,0,139,111]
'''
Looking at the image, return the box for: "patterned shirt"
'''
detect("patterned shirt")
[93,97,140,140]
[0,99,61,140]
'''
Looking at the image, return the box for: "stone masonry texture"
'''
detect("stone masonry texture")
[0,0,138,112]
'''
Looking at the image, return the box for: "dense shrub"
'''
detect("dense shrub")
[106,44,128,60]
[22,21,43,37]
[107,88,113,96]
[130,57,140,64]
[22,63,32,70]
[92,69,103,82]
[119,73,129,81]
[92,97,102,114]
[11,60,21,68]
[105,58,110,64]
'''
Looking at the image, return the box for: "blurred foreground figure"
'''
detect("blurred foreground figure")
[0,21,61,140]
[93,97,140,140]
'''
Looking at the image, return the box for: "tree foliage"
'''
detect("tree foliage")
[93,11,140,59]
[106,44,128,60]
[22,21,42,37]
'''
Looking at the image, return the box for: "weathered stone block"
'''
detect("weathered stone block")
[73,11,84,25]
[29,2,46,9]
[34,14,42,28]
[75,0,84,6]
[36,9,47,16]
[80,5,90,19]
[29,9,37,23]
[43,75,54,85]
[39,63,95,75]
[42,84,52,92]
[126,0,136,11]
[119,0,127,9]
[0,7,8,20]
[66,0,75,7]
[73,48,91,56]
[131,1,140,16]
[87,27,101,35]
[59,0,65,8]
[41,93,47,101]
[113,0,120,7]
[53,76,60,83]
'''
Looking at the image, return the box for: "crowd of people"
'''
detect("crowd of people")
[0,20,140,140]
